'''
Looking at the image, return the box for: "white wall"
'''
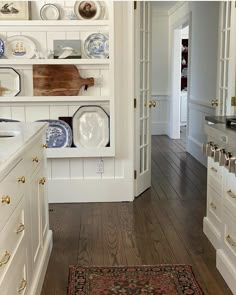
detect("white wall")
[151,5,169,135]
[168,1,219,165]
[187,1,219,165]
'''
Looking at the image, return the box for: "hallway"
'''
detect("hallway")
[41,136,232,295]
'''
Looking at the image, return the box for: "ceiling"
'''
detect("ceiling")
[151,1,178,11]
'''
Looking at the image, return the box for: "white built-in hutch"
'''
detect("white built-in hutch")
[0,1,136,203]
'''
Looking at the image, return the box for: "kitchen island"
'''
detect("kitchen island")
[0,122,52,295]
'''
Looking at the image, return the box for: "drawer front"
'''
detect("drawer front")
[0,160,25,229]
[0,238,28,295]
[207,186,222,230]
[222,209,236,266]
[208,157,222,179]
[25,138,45,177]
[224,172,236,214]
[0,200,25,283]
[208,174,222,195]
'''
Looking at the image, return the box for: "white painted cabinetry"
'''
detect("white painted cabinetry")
[204,123,236,294]
[0,124,52,295]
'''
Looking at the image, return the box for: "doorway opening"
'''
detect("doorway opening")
[180,26,189,142]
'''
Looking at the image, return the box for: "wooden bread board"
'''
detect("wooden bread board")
[33,65,94,96]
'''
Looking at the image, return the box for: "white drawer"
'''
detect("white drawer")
[208,157,222,179]
[0,160,25,230]
[0,238,27,295]
[24,138,45,177]
[222,208,236,266]
[224,172,236,214]
[207,186,222,231]
[0,200,25,283]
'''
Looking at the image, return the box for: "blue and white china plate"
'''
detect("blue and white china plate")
[4,35,36,59]
[72,105,109,148]
[0,39,4,57]
[36,119,72,148]
[84,33,109,59]
[0,67,21,96]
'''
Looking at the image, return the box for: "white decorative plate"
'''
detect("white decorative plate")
[74,1,101,20]
[40,4,60,20]
[4,35,36,59]
[0,67,21,96]
[36,119,72,148]
[72,105,110,148]
[84,33,109,59]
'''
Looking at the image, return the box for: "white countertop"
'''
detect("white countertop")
[0,122,47,178]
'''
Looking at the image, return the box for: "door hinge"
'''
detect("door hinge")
[134,1,137,10]
[134,170,137,180]
[134,98,137,108]
[231,96,236,106]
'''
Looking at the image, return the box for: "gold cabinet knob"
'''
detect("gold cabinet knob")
[18,279,27,293]
[148,100,157,108]
[17,176,26,183]
[16,223,25,234]
[211,99,219,106]
[39,177,46,185]
[1,196,11,204]
[0,251,11,267]
[43,143,48,148]
[32,156,39,163]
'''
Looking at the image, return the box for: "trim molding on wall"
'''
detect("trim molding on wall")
[187,135,207,167]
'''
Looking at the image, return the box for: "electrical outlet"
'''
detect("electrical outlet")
[96,159,104,174]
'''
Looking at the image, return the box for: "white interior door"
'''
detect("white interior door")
[135,1,152,197]
[216,1,236,115]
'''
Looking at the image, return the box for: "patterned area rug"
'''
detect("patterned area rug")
[67,265,203,295]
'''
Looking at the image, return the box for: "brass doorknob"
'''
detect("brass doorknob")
[148,101,157,108]
[39,177,46,185]
[17,176,26,183]
[211,99,219,107]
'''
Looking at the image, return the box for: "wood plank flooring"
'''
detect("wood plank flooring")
[41,134,232,295]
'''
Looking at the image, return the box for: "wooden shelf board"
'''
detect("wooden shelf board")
[0,96,111,103]
[0,59,109,65]
[0,20,110,26]
[46,147,114,158]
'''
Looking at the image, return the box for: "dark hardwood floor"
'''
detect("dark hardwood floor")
[41,135,232,295]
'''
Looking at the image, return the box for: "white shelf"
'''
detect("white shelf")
[0,20,109,27]
[47,147,114,158]
[0,59,109,65]
[0,96,111,103]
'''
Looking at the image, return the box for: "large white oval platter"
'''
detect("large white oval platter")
[72,105,109,148]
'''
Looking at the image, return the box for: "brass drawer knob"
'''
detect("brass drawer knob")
[226,235,236,247]
[1,196,11,204]
[43,143,48,148]
[16,223,25,234]
[0,251,11,267]
[18,279,27,293]
[17,176,26,183]
[32,157,39,163]
[210,202,216,210]
[39,177,46,185]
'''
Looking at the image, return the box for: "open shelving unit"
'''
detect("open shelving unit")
[0,0,115,158]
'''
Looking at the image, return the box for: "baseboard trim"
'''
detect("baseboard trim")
[217,249,236,295]
[187,135,207,167]
[152,122,168,135]
[31,230,53,295]
[48,179,134,203]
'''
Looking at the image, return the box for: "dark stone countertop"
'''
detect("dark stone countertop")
[205,116,236,124]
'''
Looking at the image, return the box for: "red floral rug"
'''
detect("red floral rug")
[67,265,203,295]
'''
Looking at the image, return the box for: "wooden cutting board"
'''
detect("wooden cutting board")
[33,65,94,96]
